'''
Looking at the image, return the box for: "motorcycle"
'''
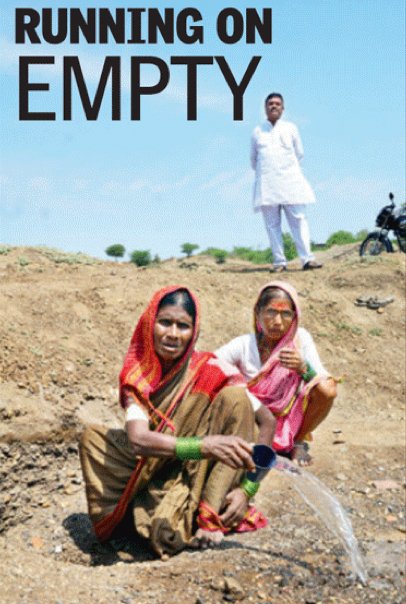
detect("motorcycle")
[359,192,406,256]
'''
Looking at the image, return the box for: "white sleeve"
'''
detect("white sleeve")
[292,124,304,161]
[215,337,244,368]
[125,403,148,423]
[300,329,329,377]
[250,131,258,170]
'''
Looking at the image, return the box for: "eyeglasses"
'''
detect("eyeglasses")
[263,309,295,321]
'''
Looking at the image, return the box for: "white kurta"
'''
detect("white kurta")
[250,120,316,210]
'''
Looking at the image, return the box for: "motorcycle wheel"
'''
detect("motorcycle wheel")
[359,233,392,257]
[397,235,406,253]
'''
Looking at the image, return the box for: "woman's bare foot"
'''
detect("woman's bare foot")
[291,441,312,466]
[190,528,224,549]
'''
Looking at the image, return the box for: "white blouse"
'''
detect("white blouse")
[215,328,328,411]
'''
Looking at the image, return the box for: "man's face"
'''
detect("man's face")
[265,96,284,124]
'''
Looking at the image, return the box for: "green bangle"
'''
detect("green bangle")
[175,437,202,460]
[240,477,260,499]
[302,362,317,383]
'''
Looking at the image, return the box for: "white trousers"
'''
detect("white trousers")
[261,204,315,267]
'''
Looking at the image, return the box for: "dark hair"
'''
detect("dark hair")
[158,289,196,323]
[255,286,293,314]
[265,92,284,105]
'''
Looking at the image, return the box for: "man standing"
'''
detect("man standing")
[251,93,322,272]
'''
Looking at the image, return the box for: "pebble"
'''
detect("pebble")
[373,480,401,491]
[224,577,245,600]
[210,578,224,591]
[31,536,44,549]
[336,473,347,481]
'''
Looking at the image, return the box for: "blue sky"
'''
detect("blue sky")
[1,1,405,260]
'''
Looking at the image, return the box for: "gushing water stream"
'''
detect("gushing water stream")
[269,456,368,584]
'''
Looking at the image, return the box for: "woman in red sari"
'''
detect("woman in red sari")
[80,286,272,557]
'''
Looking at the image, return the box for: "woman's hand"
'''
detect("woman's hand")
[219,488,249,528]
[278,347,306,374]
[201,435,255,470]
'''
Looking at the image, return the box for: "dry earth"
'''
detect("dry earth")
[0,244,405,604]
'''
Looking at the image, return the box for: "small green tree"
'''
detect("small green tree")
[181,243,199,257]
[282,233,298,261]
[130,250,152,267]
[325,230,356,248]
[212,249,227,264]
[105,243,126,261]
[203,247,229,262]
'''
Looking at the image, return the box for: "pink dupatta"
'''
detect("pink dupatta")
[248,281,321,452]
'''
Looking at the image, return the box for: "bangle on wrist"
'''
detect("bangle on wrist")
[175,436,202,460]
[301,362,317,383]
[298,361,306,374]
[240,477,260,499]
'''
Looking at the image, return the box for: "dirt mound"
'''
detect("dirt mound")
[0,244,405,603]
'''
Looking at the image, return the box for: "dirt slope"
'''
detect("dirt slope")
[0,244,405,604]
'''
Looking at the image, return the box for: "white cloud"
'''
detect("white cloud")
[200,170,236,190]
[314,175,390,202]
[199,168,251,202]
[101,174,191,196]
[129,179,148,192]
[72,178,89,191]
[29,176,52,192]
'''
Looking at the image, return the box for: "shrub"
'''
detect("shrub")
[282,232,298,260]
[212,249,227,264]
[203,247,229,262]
[355,229,369,241]
[232,246,273,264]
[181,243,199,257]
[36,247,98,265]
[105,243,126,260]
[325,230,356,248]
[129,250,152,266]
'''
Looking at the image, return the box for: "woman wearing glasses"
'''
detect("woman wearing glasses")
[216,281,338,466]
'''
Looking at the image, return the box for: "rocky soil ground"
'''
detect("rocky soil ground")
[0,244,405,604]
